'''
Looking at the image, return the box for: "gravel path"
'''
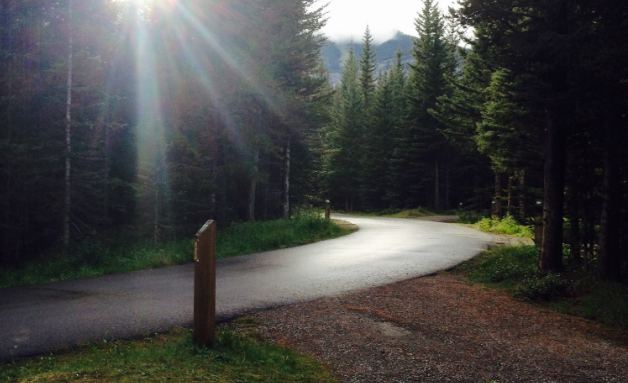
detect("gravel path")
[245,274,628,383]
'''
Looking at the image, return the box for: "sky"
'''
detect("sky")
[315,0,459,43]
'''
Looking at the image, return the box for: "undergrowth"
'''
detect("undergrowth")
[459,245,628,328]
[0,215,354,288]
[0,326,335,383]
[354,207,443,218]
[474,215,533,238]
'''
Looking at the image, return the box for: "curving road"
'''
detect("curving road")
[0,215,492,362]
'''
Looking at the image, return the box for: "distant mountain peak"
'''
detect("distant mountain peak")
[321,31,416,85]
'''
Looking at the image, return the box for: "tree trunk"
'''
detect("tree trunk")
[434,160,439,211]
[283,139,291,219]
[103,120,110,223]
[598,119,622,281]
[568,185,581,264]
[507,174,514,216]
[493,172,503,218]
[584,189,593,271]
[63,0,74,251]
[210,164,216,219]
[248,147,259,222]
[539,106,566,274]
[154,187,160,243]
[445,165,450,210]
[519,170,526,220]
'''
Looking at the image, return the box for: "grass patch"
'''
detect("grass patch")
[457,245,628,328]
[474,215,533,238]
[352,207,441,218]
[0,215,355,289]
[217,215,353,258]
[0,326,335,383]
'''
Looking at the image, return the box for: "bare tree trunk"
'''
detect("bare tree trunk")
[445,165,450,210]
[539,107,566,274]
[103,121,110,223]
[154,187,160,243]
[63,0,74,251]
[539,3,568,275]
[507,174,514,216]
[519,170,526,220]
[434,160,439,211]
[493,172,503,218]
[584,189,593,271]
[248,147,259,222]
[210,164,216,219]
[598,120,621,281]
[568,185,581,264]
[283,139,291,219]
[3,25,13,265]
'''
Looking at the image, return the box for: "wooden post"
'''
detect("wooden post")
[194,220,216,347]
[324,200,331,220]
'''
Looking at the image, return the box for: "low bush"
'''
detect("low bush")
[457,210,485,224]
[459,246,628,328]
[463,245,538,284]
[514,273,570,301]
[578,279,628,328]
[474,216,533,238]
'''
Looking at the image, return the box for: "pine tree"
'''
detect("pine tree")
[324,45,364,212]
[359,26,377,109]
[401,0,456,209]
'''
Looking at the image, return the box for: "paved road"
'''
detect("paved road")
[0,215,492,362]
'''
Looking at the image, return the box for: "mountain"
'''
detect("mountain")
[321,31,416,84]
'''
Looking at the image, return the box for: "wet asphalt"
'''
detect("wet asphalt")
[0,215,492,362]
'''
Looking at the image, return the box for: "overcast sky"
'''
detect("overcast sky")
[315,0,459,43]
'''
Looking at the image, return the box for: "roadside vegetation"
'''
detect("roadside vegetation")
[0,325,335,383]
[472,216,534,238]
[0,215,355,289]
[457,246,628,328]
[352,207,450,218]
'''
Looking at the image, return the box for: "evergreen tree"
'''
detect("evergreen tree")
[324,46,364,212]
[359,26,377,109]
[401,0,456,209]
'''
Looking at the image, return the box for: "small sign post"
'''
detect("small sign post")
[194,220,216,347]
[325,200,331,220]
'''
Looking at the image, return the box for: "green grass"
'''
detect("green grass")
[457,245,628,328]
[474,215,534,238]
[0,326,336,383]
[352,207,441,218]
[0,215,355,289]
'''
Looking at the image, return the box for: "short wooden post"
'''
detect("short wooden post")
[324,200,331,220]
[194,220,216,347]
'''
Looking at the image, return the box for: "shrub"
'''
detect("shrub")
[514,273,570,301]
[578,279,628,328]
[474,216,533,238]
[457,210,484,224]
[464,246,538,284]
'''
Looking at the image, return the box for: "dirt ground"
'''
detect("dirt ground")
[242,273,628,383]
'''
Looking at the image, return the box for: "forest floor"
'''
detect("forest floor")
[246,270,628,383]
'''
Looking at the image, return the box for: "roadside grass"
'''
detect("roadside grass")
[352,207,447,218]
[456,245,628,328]
[0,215,355,289]
[0,326,336,383]
[473,215,534,238]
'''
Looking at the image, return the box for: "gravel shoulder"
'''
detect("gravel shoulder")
[245,273,628,383]
[236,220,625,383]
